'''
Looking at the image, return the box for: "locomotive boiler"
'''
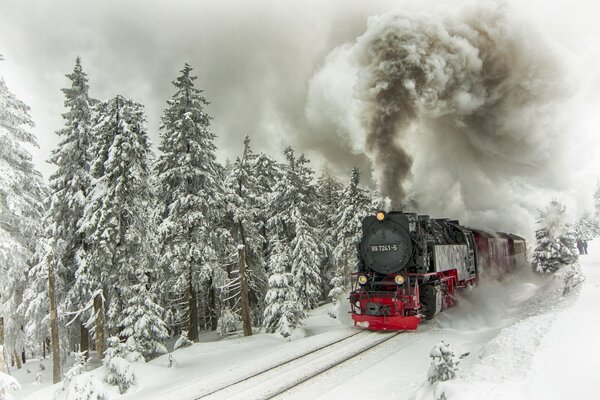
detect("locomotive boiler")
[349,211,526,330]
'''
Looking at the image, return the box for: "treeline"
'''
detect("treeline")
[0,58,381,373]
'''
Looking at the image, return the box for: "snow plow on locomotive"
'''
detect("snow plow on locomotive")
[349,211,527,331]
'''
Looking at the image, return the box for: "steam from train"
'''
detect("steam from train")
[306,1,574,235]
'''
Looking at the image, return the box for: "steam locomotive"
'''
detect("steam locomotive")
[349,211,527,330]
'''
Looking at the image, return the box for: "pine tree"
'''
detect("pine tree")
[103,337,141,394]
[291,213,322,309]
[328,168,371,316]
[316,172,343,298]
[574,211,599,242]
[81,95,163,353]
[156,64,223,340]
[331,168,371,286]
[45,57,95,356]
[0,75,46,367]
[222,136,271,325]
[532,200,579,273]
[262,239,303,338]
[268,147,323,311]
[119,269,169,360]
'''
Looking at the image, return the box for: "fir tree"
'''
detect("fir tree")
[0,75,46,366]
[103,337,141,394]
[81,95,162,350]
[316,172,343,298]
[574,211,600,241]
[155,64,223,340]
[268,147,323,311]
[262,239,303,338]
[44,57,95,355]
[331,169,371,285]
[532,200,579,273]
[119,269,169,360]
[222,136,271,324]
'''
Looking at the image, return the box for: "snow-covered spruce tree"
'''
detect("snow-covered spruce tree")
[81,95,165,356]
[328,168,371,316]
[43,57,96,356]
[269,147,322,311]
[222,136,273,325]
[156,64,224,340]
[0,74,46,368]
[120,269,168,360]
[103,337,142,394]
[316,172,343,299]
[574,211,599,242]
[262,239,304,338]
[531,200,579,273]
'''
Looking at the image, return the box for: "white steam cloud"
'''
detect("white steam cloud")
[307,1,578,236]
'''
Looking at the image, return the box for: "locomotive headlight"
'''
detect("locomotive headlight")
[394,275,405,285]
[358,275,368,285]
[376,211,386,221]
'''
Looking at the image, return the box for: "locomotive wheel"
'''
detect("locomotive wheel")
[420,284,438,320]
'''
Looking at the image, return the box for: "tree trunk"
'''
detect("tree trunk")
[208,284,217,331]
[188,270,199,342]
[0,317,4,373]
[238,246,252,336]
[13,351,21,369]
[80,323,89,359]
[93,292,106,362]
[48,252,61,383]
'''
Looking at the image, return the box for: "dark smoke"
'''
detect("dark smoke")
[352,2,569,211]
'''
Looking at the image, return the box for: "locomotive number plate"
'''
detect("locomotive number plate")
[370,244,399,252]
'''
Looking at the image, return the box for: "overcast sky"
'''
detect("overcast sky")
[1,0,600,234]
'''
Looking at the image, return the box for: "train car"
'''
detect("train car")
[349,211,527,331]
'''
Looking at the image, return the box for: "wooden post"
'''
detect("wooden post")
[238,245,252,336]
[47,252,61,383]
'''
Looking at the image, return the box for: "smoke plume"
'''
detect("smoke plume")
[307,1,574,234]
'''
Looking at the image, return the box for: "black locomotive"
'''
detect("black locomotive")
[350,211,526,330]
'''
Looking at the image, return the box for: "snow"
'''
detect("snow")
[14,241,600,400]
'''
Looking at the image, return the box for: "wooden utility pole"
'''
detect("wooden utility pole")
[47,252,61,384]
[238,245,252,337]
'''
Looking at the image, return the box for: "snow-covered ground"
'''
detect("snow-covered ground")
[9,242,600,400]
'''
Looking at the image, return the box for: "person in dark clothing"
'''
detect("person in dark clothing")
[577,239,584,255]
[583,240,588,255]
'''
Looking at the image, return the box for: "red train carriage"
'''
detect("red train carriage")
[349,211,527,331]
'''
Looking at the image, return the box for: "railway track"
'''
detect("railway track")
[200,330,403,400]
[192,329,367,399]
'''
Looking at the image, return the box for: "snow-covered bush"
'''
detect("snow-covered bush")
[327,275,345,319]
[54,351,107,400]
[532,200,578,274]
[104,336,143,394]
[0,372,21,400]
[427,341,459,384]
[174,330,193,350]
[217,308,241,336]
